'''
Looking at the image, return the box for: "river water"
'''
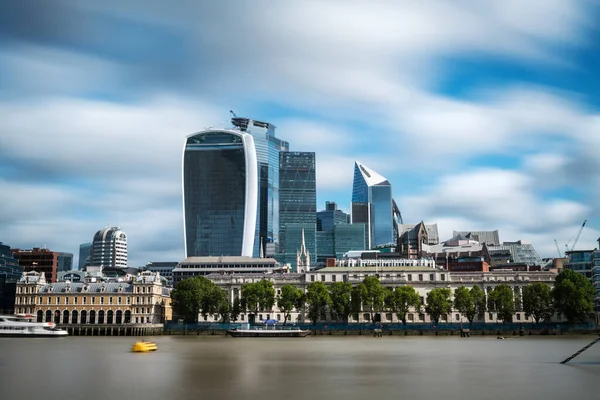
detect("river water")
[1,335,598,400]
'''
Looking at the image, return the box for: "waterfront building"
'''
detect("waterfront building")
[592,238,600,314]
[15,270,172,326]
[78,242,92,270]
[453,230,501,246]
[172,256,287,284]
[563,249,594,279]
[278,152,317,268]
[91,227,127,269]
[202,267,557,325]
[11,247,60,283]
[351,161,401,249]
[183,128,258,257]
[141,262,178,287]
[488,241,543,267]
[57,252,73,273]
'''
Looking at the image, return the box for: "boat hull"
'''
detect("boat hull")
[0,332,68,338]
[227,329,310,338]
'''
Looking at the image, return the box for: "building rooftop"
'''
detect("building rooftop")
[318,266,439,273]
[180,256,279,264]
[355,161,389,186]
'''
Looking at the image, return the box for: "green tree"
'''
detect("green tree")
[350,285,363,321]
[425,288,452,324]
[171,276,226,322]
[488,284,515,323]
[329,281,353,322]
[277,284,304,325]
[305,281,332,325]
[358,276,386,323]
[470,285,487,322]
[522,282,553,323]
[453,286,475,324]
[552,269,595,323]
[385,285,422,325]
[241,280,276,317]
[231,297,242,322]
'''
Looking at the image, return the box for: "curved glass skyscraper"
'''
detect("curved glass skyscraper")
[351,161,401,249]
[182,130,258,257]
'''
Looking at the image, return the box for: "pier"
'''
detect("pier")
[58,324,164,336]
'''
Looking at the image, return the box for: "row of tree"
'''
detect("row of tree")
[171,269,595,325]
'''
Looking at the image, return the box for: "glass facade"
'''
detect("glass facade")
[57,253,73,273]
[334,223,367,258]
[317,202,349,231]
[564,250,594,279]
[183,131,257,257]
[0,241,22,283]
[316,230,335,263]
[351,162,394,249]
[592,248,600,311]
[278,152,317,268]
[78,243,91,270]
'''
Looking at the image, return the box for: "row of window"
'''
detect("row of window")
[308,273,447,282]
[18,285,157,294]
[16,296,157,306]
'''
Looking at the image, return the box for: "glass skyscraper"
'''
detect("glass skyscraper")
[278,152,317,268]
[351,161,400,249]
[182,130,258,257]
[231,118,289,257]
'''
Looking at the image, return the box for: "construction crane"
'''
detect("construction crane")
[564,220,587,254]
[554,239,562,258]
[229,110,237,118]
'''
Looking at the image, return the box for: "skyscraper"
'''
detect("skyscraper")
[182,129,258,257]
[78,242,92,270]
[278,152,317,268]
[91,227,128,268]
[230,117,289,257]
[351,161,401,249]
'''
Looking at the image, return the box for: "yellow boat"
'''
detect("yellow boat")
[131,341,158,352]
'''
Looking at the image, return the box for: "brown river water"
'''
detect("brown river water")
[0,335,598,400]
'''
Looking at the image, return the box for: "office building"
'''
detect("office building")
[278,152,317,269]
[78,242,92,270]
[57,252,73,273]
[351,161,401,249]
[182,128,258,257]
[231,117,289,257]
[317,201,349,231]
[91,227,128,268]
[11,247,60,283]
[0,241,22,283]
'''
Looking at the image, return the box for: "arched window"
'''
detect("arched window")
[116,310,123,324]
[72,310,78,324]
[45,310,52,322]
[63,310,69,324]
[89,310,96,324]
[107,310,114,324]
[98,310,105,324]
[37,310,43,323]
[81,310,87,324]
[124,310,131,324]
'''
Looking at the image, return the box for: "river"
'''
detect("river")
[1,335,598,400]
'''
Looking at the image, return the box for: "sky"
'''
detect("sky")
[1,0,600,267]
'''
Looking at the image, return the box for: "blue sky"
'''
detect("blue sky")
[1,0,599,266]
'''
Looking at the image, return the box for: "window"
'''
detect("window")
[83,297,86,304]
[455,314,460,321]
[127,297,130,305]
[118,297,122,305]
[441,274,446,281]
[516,313,521,321]
[418,314,424,321]
[408,274,412,281]
[420,296,424,305]
[100,297,104,304]
[92,296,95,304]
[310,275,315,282]
[429,274,434,281]
[109,297,113,305]
[56,296,60,305]
[489,313,494,320]
[332,275,336,282]
[74,297,77,304]
[418,274,423,281]
[65,297,69,305]
[321,275,325,282]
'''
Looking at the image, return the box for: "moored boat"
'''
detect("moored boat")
[0,315,68,337]
[227,321,310,338]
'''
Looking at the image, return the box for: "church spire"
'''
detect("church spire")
[296,228,311,272]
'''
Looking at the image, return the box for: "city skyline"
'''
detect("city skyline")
[1,1,600,266]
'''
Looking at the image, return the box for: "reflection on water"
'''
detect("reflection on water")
[1,336,599,400]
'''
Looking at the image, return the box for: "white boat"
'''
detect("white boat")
[0,315,69,337]
[226,321,310,338]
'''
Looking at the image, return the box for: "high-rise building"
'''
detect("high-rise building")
[78,242,92,270]
[57,252,73,272]
[0,241,22,283]
[351,161,401,249]
[91,227,128,268]
[230,117,289,257]
[278,152,317,269]
[11,247,60,282]
[183,129,258,257]
[317,201,349,231]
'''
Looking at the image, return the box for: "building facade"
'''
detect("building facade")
[183,129,258,257]
[317,201,350,231]
[278,152,317,268]
[91,227,127,268]
[78,242,92,270]
[1,242,22,283]
[351,161,400,249]
[15,270,172,325]
[12,247,60,283]
[592,238,600,314]
[172,256,287,284]
[231,117,289,258]
[57,252,73,273]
